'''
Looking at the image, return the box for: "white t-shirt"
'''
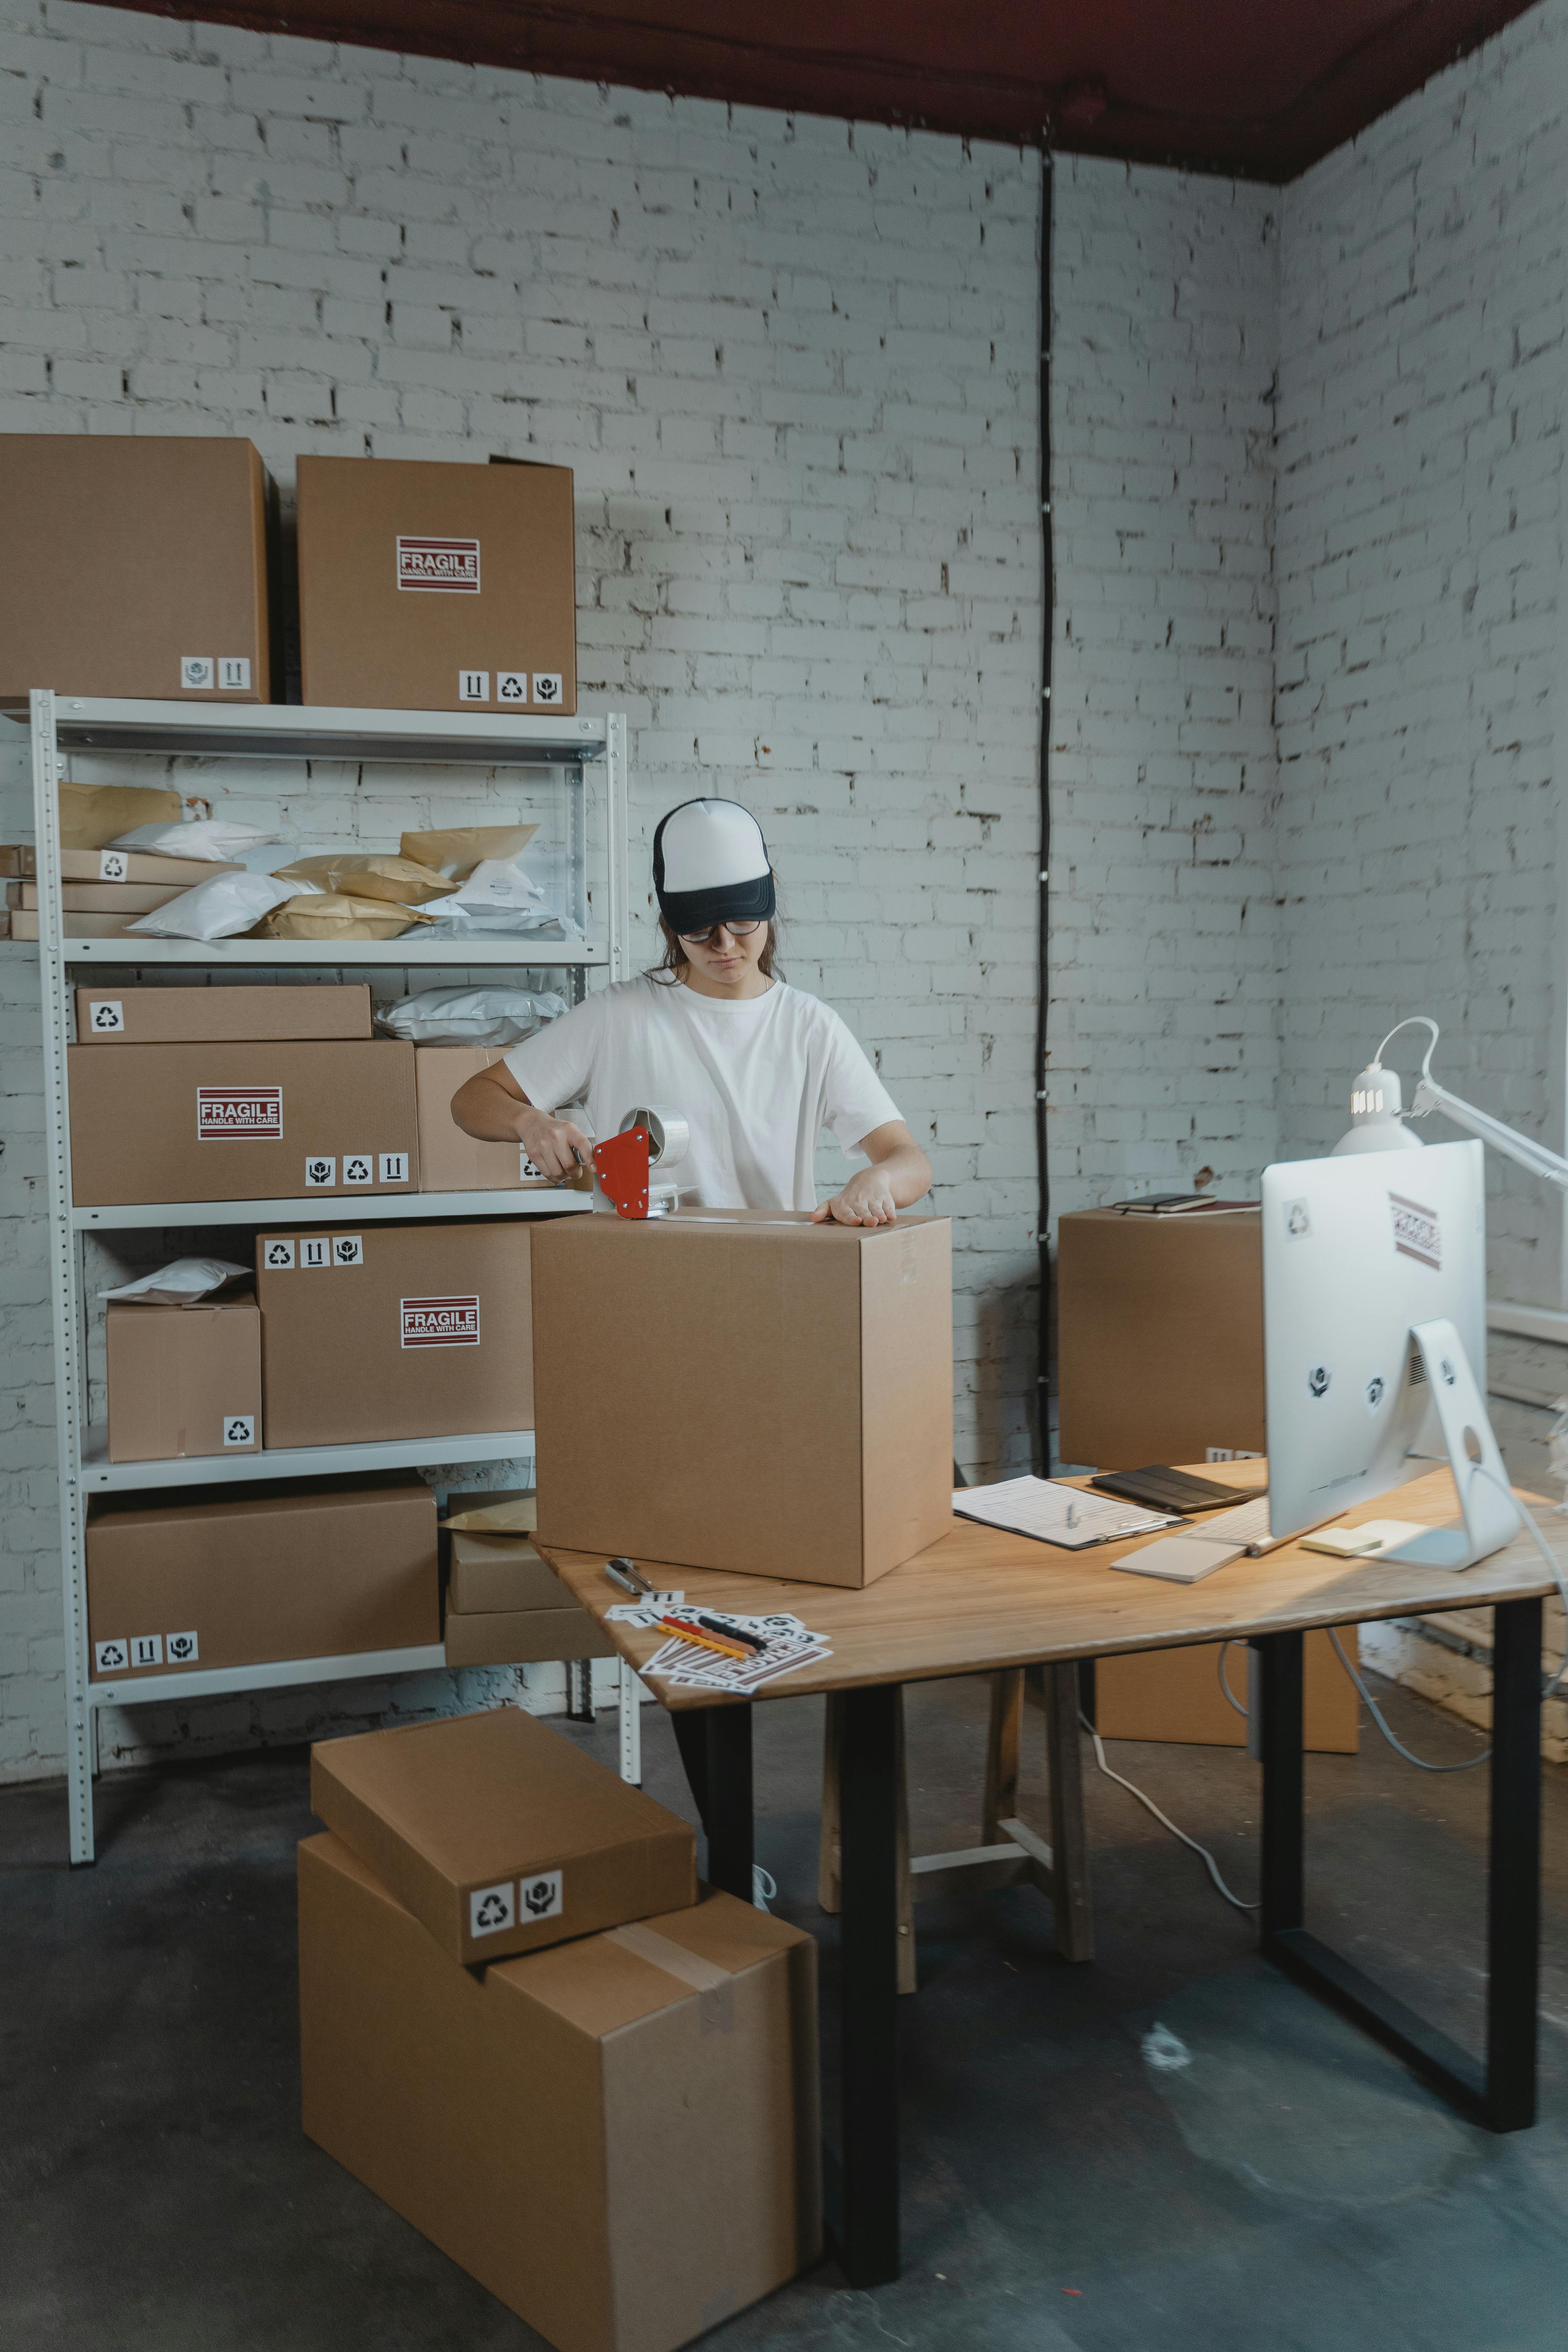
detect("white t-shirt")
[503,975,902,1211]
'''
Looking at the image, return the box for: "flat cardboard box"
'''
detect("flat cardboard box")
[445,1605,616,1669]
[1095,1628,1359,1754]
[300,1839,820,2352]
[256,1219,532,1447]
[297,456,576,713]
[0,847,240,886]
[415,1045,531,1191]
[74,982,372,1047]
[310,1708,695,1966]
[106,1294,262,1463]
[13,910,147,941]
[86,1473,437,1681]
[533,1210,953,1588]
[9,881,189,913]
[67,1039,418,1205]
[0,436,272,702]
[1056,1207,1265,1469]
[449,1531,568,1613]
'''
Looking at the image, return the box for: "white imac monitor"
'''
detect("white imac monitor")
[1261,1139,1519,1569]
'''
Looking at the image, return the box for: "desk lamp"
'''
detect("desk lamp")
[1334,1015,1568,1188]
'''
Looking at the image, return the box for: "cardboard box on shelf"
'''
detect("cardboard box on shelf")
[12,911,144,942]
[9,881,191,914]
[1094,1630,1359,1755]
[0,436,272,702]
[86,1473,438,1680]
[296,456,576,713]
[256,1219,532,1447]
[448,1532,566,1614]
[1056,1207,1264,1470]
[67,1039,418,1205]
[416,1045,528,1191]
[74,982,373,1047]
[532,1210,953,1588]
[444,1606,616,1670]
[300,1839,820,2352]
[310,1707,695,1967]
[106,1294,262,1463]
[0,846,238,886]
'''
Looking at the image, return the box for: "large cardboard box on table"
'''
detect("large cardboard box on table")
[296,455,576,713]
[0,435,273,702]
[256,1219,532,1447]
[75,982,371,1046]
[1056,1207,1265,1469]
[85,1473,437,1681]
[106,1294,262,1463]
[67,1039,417,1205]
[300,1835,820,2352]
[533,1210,953,1588]
[310,1709,695,1966]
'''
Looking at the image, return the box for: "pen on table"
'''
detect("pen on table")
[692,1611,766,1654]
[657,1615,750,1662]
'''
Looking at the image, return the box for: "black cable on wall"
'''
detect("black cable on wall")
[1034,145,1054,1472]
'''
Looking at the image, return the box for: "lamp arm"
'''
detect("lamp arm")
[1410,1074,1568,1191]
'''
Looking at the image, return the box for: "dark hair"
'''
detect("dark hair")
[650,913,780,984]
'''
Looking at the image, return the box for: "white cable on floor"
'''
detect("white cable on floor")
[1327,1627,1488,1774]
[1079,1711,1258,1914]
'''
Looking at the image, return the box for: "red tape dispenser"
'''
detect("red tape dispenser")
[592,1125,651,1218]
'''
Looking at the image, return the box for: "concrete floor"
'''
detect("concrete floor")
[7,1671,1568,2352]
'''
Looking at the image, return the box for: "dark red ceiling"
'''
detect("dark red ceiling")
[106,0,1536,179]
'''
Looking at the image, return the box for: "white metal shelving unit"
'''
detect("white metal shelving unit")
[16,689,635,1863]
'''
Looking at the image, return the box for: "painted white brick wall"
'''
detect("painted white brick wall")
[1275,1,1568,1306]
[0,0,1062,1783]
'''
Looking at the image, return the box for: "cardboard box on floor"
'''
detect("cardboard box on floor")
[67,1039,418,1205]
[532,1210,953,1588]
[106,1294,262,1463]
[1094,1630,1359,1754]
[0,436,273,702]
[75,983,372,1046]
[256,1219,532,1447]
[310,1709,695,1966]
[414,1045,555,1191]
[86,1473,437,1681]
[300,1836,820,2352]
[296,456,576,713]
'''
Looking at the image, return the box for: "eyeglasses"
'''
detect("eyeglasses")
[678,920,763,946]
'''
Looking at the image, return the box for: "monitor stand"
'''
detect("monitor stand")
[1379,1316,1522,1570]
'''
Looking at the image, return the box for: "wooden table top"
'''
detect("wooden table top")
[537,1461,1565,1712]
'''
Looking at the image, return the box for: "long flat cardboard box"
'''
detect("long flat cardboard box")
[0,846,240,885]
[444,1605,616,1669]
[300,1839,820,2352]
[67,1039,418,1204]
[13,910,146,940]
[106,1296,262,1463]
[74,982,373,1046]
[448,1532,568,1613]
[9,881,191,913]
[309,1708,695,1966]
[532,1210,953,1588]
[87,1474,437,1680]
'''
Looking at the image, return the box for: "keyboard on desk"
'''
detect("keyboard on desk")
[1194,1495,1274,1552]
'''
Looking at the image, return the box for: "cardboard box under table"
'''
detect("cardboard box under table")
[105,1292,262,1463]
[532,1210,953,1589]
[296,454,576,713]
[67,1038,417,1205]
[299,1836,820,2352]
[256,1219,532,1448]
[444,1529,615,1668]
[74,983,371,1047]
[86,1473,437,1681]
[0,434,273,702]
[309,1708,696,1965]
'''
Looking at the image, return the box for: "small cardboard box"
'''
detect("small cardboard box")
[415,1045,530,1191]
[86,1474,437,1681]
[533,1210,953,1587]
[445,1605,617,1669]
[1095,1629,1359,1755]
[310,1708,696,1967]
[448,1532,567,1614]
[1056,1208,1264,1469]
[67,1039,417,1205]
[297,456,576,713]
[300,1838,820,2352]
[0,435,272,702]
[74,982,372,1047]
[256,1219,532,1447]
[106,1294,262,1463]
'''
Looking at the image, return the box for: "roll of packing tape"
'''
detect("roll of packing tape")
[619,1103,690,1173]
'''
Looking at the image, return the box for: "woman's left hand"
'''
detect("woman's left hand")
[812,1168,900,1226]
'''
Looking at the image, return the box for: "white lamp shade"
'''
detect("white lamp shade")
[1331,1061,1424,1156]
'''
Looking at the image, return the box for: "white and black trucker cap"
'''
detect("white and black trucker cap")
[652,797,776,935]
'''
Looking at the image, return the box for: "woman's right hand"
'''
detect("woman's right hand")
[517,1105,593,1181]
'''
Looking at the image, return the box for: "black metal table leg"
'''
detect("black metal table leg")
[1487,1596,1541,2130]
[1256,1630,1304,1938]
[699,1704,754,1904]
[835,1682,902,2287]
[671,1709,709,1827]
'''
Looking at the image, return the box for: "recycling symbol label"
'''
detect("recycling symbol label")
[468,1882,516,1938]
[94,1639,128,1674]
[89,1000,125,1032]
[222,1415,256,1448]
[264,1240,296,1270]
[343,1154,372,1186]
[497,671,527,703]
[520,1869,563,1922]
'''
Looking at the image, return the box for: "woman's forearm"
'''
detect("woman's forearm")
[451,1069,532,1141]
